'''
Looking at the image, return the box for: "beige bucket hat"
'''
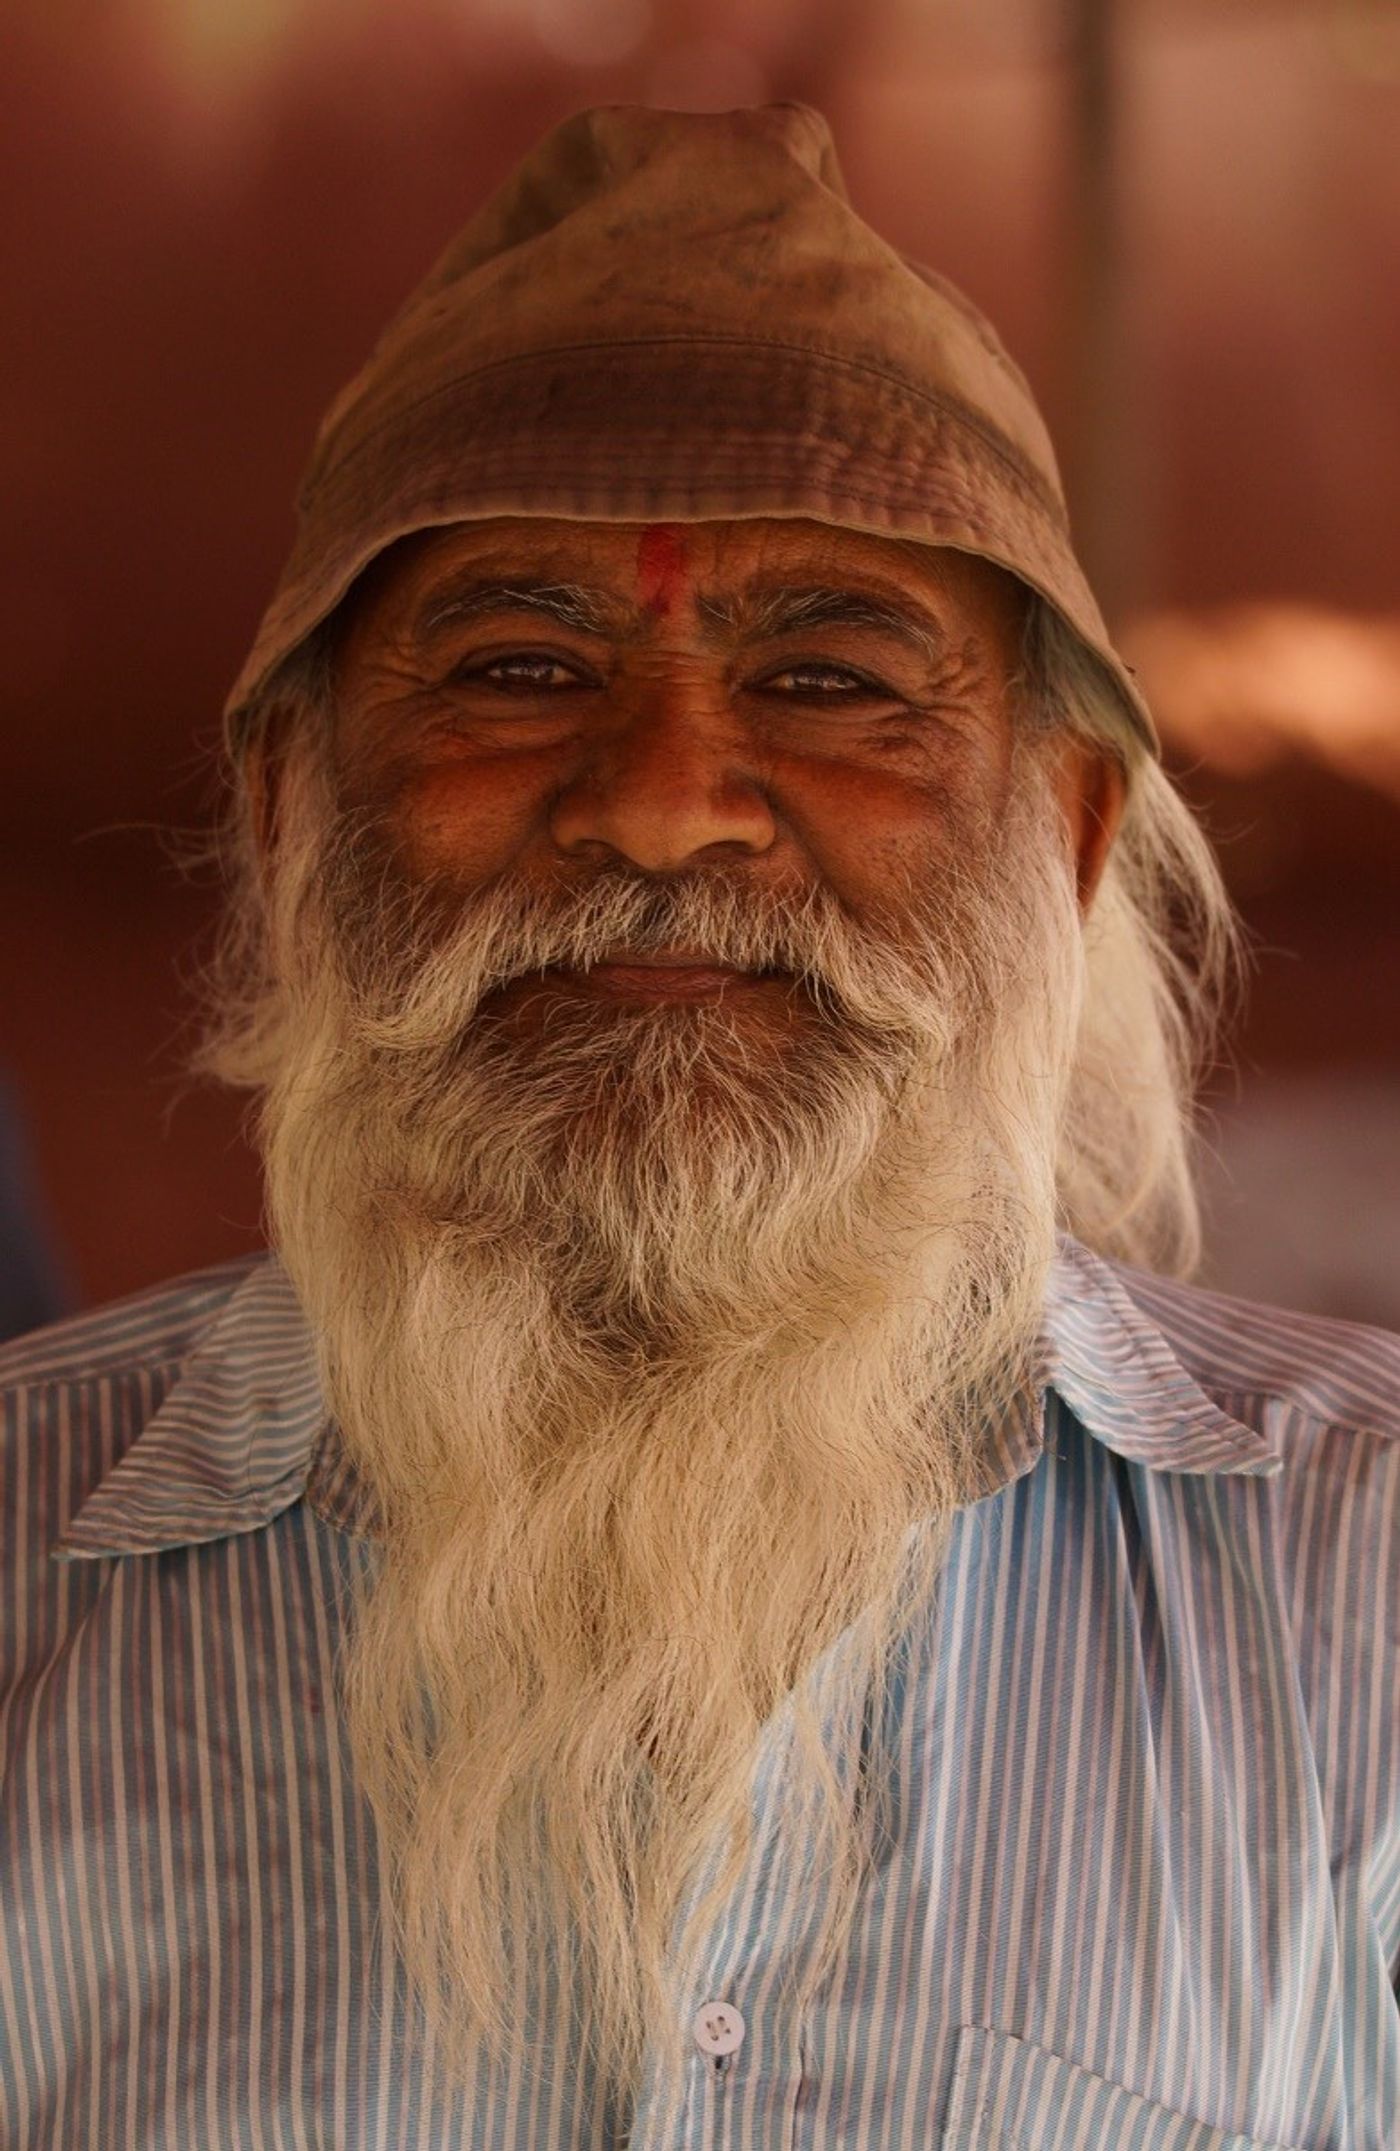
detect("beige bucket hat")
[224,101,1156,755]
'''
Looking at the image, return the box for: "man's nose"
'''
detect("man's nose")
[547,684,778,871]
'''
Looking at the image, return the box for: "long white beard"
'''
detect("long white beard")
[257,734,1085,2117]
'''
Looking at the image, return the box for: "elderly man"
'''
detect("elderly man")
[2,104,1397,2151]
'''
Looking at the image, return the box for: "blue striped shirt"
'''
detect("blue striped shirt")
[2,1238,1399,2149]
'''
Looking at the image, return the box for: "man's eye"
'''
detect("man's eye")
[758,663,889,699]
[452,653,583,691]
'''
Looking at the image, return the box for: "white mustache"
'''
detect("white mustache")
[300,800,1018,1070]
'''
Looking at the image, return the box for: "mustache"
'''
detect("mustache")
[487,884,818,984]
[313,829,884,1034]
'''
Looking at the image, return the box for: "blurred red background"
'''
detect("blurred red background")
[2,0,1397,1325]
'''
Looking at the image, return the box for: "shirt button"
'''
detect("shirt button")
[691,2001,745,2057]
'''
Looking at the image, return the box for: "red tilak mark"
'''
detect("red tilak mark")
[635,525,688,616]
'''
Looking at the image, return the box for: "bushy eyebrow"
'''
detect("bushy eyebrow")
[696,585,952,665]
[414,579,621,641]
[410,572,951,664]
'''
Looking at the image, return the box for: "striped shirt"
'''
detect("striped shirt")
[2,1237,1399,2150]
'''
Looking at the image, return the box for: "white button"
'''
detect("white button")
[691,2000,745,2056]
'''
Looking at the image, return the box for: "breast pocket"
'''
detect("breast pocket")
[941,2027,1307,2151]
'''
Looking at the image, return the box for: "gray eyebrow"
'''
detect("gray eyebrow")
[412,575,952,665]
[696,585,951,665]
[416,580,621,640]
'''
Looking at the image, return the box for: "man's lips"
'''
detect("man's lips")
[526,952,793,1002]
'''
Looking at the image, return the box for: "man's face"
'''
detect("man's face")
[322,515,1116,1027]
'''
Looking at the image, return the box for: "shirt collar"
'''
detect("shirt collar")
[54,1235,1283,1562]
[55,1258,329,1560]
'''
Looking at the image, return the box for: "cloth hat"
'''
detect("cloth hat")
[224,101,1157,756]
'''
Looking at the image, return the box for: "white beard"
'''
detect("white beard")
[256,734,1085,2117]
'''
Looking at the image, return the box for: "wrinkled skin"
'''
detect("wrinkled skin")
[256,515,1124,1005]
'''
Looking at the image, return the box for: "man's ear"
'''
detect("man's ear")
[1049,735,1128,912]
